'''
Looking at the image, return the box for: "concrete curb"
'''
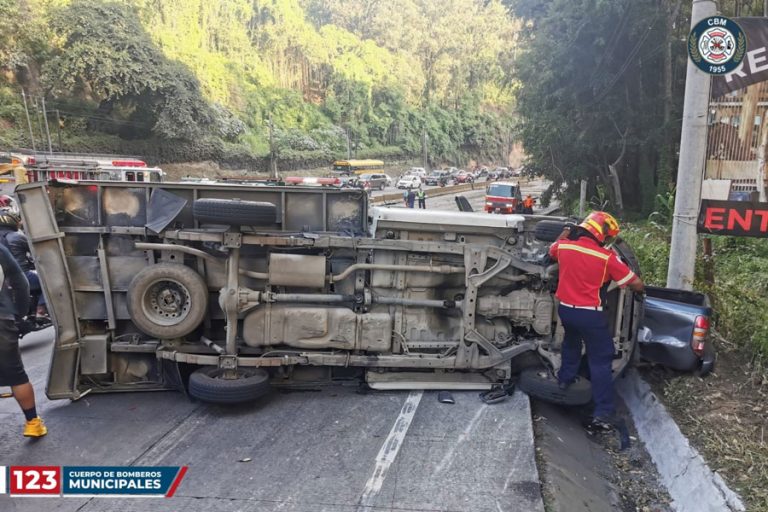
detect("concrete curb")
[371,182,479,204]
[616,369,745,512]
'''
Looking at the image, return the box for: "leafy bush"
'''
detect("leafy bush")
[211,103,246,142]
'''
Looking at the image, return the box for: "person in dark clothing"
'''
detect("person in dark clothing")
[548,211,644,432]
[406,189,416,208]
[0,212,46,317]
[0,243,47,437]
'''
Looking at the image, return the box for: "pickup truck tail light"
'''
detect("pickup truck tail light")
[691,315,710,356]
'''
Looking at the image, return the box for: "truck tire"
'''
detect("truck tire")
[517,368,592,406]
[127,264,208,339]
[193,198,277,226]
[534,220,569,242]
[188,366,271,404]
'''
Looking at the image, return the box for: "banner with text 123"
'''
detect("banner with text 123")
[61,466,187,497]
[712,18,768,97]
[697,199,768,237]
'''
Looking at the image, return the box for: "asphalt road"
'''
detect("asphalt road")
[1,328,544,512]
[0,176,559,511]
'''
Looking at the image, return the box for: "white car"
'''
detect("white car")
[407,167,427,178]
[397,175,422,189]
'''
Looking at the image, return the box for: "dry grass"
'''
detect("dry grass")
[647,334,768,510]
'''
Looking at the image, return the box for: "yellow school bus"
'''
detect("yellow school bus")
[331,159,384,175]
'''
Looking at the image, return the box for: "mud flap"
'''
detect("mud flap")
[160,359,188,398]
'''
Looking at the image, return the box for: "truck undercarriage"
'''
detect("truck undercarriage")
[15,181,641,403]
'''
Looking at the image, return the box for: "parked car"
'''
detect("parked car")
[358,173,392,191]
[454,171,475,184]
[492,167,512,179]
[397,175,422,189]
[484,181,523,214]
[17,180,714,406]
[424,170,451,186]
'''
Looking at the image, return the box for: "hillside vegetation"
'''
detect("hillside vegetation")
[0,0,518,168]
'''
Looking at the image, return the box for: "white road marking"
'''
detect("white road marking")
[357,391,423,510]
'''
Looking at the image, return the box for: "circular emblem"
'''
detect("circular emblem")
[688,16,746,75]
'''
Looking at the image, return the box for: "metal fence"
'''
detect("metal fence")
[707,82,768,200]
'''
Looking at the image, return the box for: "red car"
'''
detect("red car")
[454,171,474,184]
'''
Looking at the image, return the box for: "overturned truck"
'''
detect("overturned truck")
[16,181,643,404]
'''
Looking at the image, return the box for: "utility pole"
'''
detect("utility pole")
[20,90,36,151]
[34,98,45,152]
[422,130,429,171]
[41,97,53,154]
[579,179,587,217]
[667,0,717,290]
[268,112,277,179]
[55,109,62,150]
[345,127,351,159]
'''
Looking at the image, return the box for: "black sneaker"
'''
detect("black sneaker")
[585,416,615,435]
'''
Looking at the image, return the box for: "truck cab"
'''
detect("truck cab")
[484,181,522,214]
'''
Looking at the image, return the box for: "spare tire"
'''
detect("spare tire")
[127,263,208,339]
[188,366,271,404]
[518,367,592,406]
[193,198,277,226]
[534,220,569,242]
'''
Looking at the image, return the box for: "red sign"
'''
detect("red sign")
[9,466,62,496]
[697,200,768,237]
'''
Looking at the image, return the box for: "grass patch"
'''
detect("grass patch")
[648,339,768,510]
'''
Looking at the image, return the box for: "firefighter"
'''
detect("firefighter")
[548,211,644,430]
[0,242,47,437]
[417,187,426,209]
[522,194,535,214]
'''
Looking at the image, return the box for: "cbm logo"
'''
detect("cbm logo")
[689,16,747,75]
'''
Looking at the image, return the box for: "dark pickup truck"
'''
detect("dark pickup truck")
[640,286,715,375]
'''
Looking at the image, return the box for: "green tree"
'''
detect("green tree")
[509,0,677,214]
[44,1,214,140]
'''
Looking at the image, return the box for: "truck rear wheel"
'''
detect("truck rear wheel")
[188,366,271,404]
[127,264,208,339]
[193,198,277,226]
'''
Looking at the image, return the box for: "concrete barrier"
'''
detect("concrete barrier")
[371,182,481,204]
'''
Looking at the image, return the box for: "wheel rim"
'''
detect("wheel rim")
[141,278,193,326]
